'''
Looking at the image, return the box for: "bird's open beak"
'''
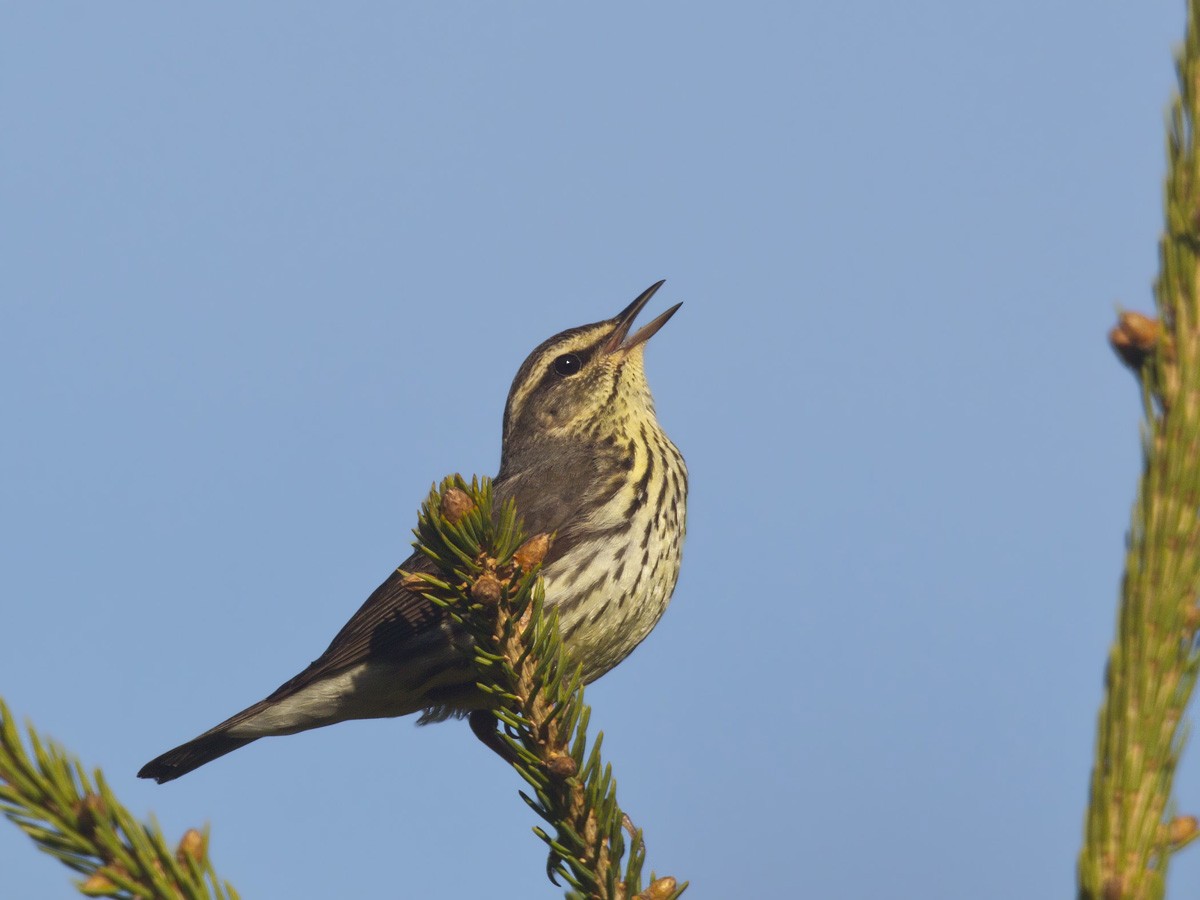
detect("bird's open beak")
[603,280,683,355]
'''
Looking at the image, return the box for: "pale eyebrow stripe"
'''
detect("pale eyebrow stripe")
[506,327,608,421]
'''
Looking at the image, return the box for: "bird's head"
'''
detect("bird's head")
[500,281,681,466]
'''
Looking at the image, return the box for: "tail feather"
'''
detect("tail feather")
[138,731,257,784]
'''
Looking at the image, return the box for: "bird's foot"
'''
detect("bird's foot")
[469,710,517,765]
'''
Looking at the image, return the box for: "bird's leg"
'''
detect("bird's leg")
[469,710,517,765]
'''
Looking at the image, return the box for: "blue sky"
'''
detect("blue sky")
[0,3,1191,897]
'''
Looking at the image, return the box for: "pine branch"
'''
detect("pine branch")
[404,475,684,900]
[1082,3,1200,896]
[0,698,237,899]
[2,476,682,898]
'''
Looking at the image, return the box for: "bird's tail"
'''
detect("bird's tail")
[138,731,257,784]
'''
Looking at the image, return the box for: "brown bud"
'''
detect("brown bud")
[401,572,432,592]
[471,572,503,605]
[80,872,117,895]
[546,752,578,778]
[514,533,552,571]
[635,876,678,900]
[1167,814,1199,847]
[1185,606,1200,631]
[81,864,129,895]
[440,487,474,525]
[176,827,206,863]
[74,792,106,837]
[1109,311,1159,371]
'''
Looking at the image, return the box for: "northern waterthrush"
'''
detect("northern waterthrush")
[139,281,687,783]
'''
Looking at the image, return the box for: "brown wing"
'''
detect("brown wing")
[138,474,600,782]
[138,551,450,782]
[261,467,590,705]
[256,549,446,704]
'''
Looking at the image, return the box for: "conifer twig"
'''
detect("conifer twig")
[1081,3,1200,896]
[405,476,684,900]
[0,698,237,899]
[2,476,684,898]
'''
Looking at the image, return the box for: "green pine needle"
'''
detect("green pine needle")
[408,475,686,900]
[0,698,238,900]
[1080,2,1200,897]
[2,471,685,899]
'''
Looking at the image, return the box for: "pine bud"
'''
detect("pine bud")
[1109,311,1159,371]
[176,827,206,863]
[635,876,678,899]
[514,533,552,570]
[471,572,503,605]
[401,572,432,592]
[441,487,474,524]
[80,867,124,895]
[1166,814,1199,847]
[73,793,106,838]
[546,752,577,778]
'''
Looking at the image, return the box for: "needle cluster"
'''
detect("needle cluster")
[405,475,684,900]
[1081,2,1200,896]
[0,699,235,899]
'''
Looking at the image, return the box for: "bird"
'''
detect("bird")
[138,281,687,783]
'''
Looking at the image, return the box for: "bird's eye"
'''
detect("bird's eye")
[553,353,582,377]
